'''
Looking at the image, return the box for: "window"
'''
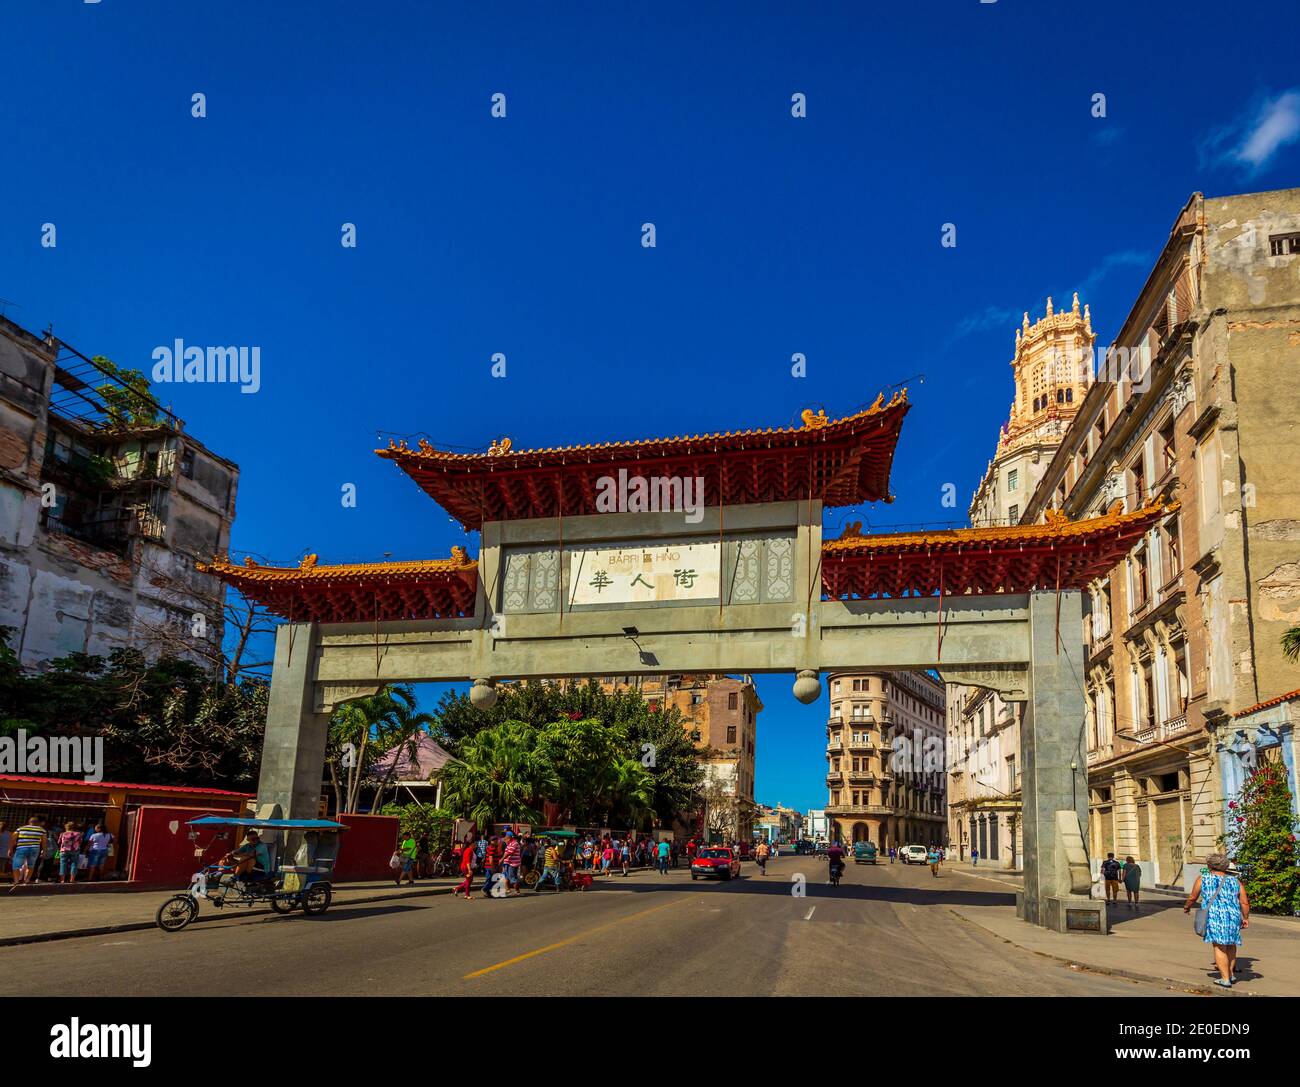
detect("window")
[1007,504,1019,524]
[1132,546,1150,608]
[727,692,738,710]
[1007,468,1018,492]
[726,726,737,744]
[180,449,195,479]
[1066,388,1073,403]
[1032,397,1040,412]
[832,680,840,693]
[1165,519,1181,579]
[1269,232,1300,256]
[1056,389,1065,404]
[1130,460,1146,508]
[1159,420,1176,475]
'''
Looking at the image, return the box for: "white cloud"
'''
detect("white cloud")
[1202,89,1300,174]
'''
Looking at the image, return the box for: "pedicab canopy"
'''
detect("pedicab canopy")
[199,393,1178,621]
[186,816,349,831]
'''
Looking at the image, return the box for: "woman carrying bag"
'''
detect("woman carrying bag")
[1183,853,1249,988]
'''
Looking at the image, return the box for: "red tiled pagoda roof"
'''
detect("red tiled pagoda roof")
[376,391,910,529]
[820,501,1177,599]
[197,549,478,623]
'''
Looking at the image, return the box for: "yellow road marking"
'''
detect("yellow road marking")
[462,895,691,979]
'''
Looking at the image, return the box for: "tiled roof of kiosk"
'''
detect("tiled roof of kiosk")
[376,390,909,529]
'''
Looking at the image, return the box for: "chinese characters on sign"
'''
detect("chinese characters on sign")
[568,542,721,606]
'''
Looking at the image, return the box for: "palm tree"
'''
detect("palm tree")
[326,685,436,813]
[1283,625,1300,663]
[440,721,558,829]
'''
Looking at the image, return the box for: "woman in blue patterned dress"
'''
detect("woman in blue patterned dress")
[1182,853,1250,988]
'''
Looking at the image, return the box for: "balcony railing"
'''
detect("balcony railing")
[1163,713,1188,737]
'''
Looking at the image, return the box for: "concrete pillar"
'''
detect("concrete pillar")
[1020,591,1093,927]
[256,623,332,819]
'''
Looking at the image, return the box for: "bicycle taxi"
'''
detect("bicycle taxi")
[155,815,347,932]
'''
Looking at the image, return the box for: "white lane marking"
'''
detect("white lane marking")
[803,906,816,921]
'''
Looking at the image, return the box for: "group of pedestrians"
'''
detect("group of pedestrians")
[1099,852,1144,908]
[2,817,116,892]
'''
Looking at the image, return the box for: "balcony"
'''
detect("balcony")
[847,771,874,785]
[825,774,841,788]
[826,741,843,754]
[1163,713,1188,737]
[826,803,893,817]
[846,737,875,753]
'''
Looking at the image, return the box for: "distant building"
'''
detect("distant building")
[606,673,761,842]
[802,809,828,842]
[825,670,946,848]
[0,316,238,669]
[947,295,1095,867]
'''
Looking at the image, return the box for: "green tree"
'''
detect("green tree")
[1283,625,1300,663]
[0,633,266,786]
[438,720,558,829]
[535,716,654,826]
[1220,761,1300,915]
[93,356,160,428]
[324,685,435,813]
[434,679,702,828]
[377,803,456,849]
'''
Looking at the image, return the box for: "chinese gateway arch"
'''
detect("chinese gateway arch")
[206,391,1171,931]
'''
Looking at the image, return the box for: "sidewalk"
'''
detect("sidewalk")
[0,867,664,947]
[949,867,1300,996]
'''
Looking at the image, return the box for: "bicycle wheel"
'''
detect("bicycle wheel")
[301,884,332,915]
[156,895,197,932]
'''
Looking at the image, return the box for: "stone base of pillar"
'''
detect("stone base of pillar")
[1018,890,1108,934]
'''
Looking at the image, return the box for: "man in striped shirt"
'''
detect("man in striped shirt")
[9,816,47,892]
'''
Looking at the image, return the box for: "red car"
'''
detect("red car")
[690,846,741,881]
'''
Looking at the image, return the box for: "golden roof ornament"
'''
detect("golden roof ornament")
[1045,296,1054,318]
[299,553,318,569]
[800,407,829,429]
[1044,509,1070,527]
[488,437,513,456]
[1072,292,1080,314]
[450,545,469,564]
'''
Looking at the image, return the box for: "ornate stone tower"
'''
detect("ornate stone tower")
[970,293,1095,526]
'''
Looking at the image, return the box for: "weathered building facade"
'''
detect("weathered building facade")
[1022,188,1300,889]
[0,315,239,669]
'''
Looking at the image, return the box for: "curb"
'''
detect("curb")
[946,908,1246,997]
[0,883,461,949]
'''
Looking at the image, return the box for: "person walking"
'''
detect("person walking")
[656,838,670,874]
[1183,853,1249,988]
[1122,856,1142,910]
[888,846,896,864]
[927,845,941,877]
[971,846,979,867]
[395,830,419,886]
[482,835,501,896]
[755,840,770,876]
[501,830,522,896]
[1100,852,1121,903]
[57,822,83,884]
[536,839,562,891]
[620,838,630,877]
[455,834,476,900]
[9,817,47,892]
[83,822,113,882]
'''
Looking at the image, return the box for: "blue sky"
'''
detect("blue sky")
[3,1,1299,815]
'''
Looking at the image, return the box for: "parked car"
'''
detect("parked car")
[901,845,929,865]
[691,846,741,881]
[853,842,878,864]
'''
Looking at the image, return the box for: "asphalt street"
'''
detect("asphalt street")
[0,854,1185,997]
